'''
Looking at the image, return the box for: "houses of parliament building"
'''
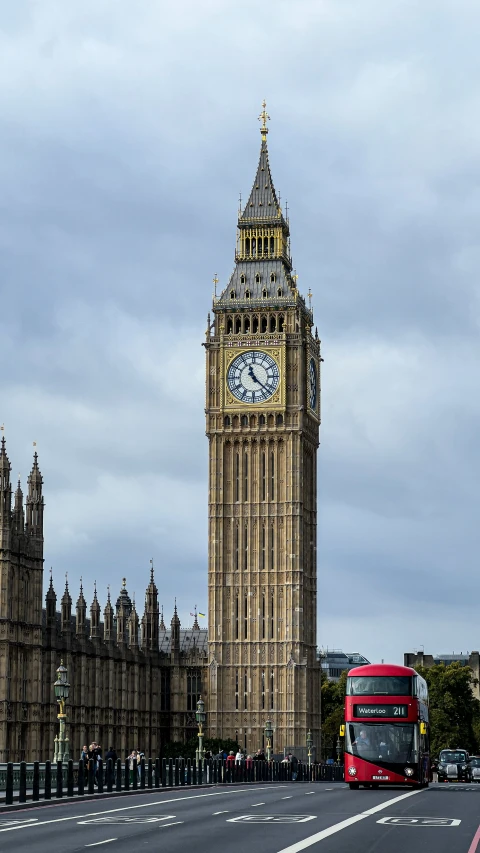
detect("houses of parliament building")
[0,107,322,761]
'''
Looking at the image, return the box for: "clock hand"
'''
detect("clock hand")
[248,366,269,392]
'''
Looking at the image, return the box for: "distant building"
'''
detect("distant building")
[404,651,480,700]
[319,650,370,682]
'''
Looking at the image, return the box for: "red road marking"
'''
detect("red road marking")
[468,825,480,853]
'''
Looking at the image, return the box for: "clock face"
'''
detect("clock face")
[227,350,280,403]
[309,358,317,410]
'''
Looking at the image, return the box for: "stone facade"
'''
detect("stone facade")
[204,117,322,753]
[0,439,207,761]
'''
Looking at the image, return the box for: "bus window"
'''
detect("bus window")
[346,675,412,696]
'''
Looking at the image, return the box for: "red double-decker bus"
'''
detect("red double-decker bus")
[343,663,430,788]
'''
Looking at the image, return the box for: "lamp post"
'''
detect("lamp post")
[306,729,313,770]
[264,719,273,762]
[53,661,70,763]
[195,696,206,766]
[336,736,342,765]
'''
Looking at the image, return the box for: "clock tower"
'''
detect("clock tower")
[205,106,321,753]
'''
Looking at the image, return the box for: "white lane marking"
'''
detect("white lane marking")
[161,822,184,827]
[282,797,292,800]
[276,788,425,852]
[305,792,316,795]
[0,786,286,834]
[251,802,265,806]
[213,811,230,815]
[85,842,117,848]
[324,788,333,791]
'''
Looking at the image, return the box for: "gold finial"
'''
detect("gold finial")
[308,288,313,310]
[258,99,270,140]
[213,273,218,299]
[0,424,4,432]
[122,577,127,589]
[33,441,37,446]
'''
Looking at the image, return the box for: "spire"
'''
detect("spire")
[0,435,12,524]
[12,476,24,532]
[116,578,131,646]
[61,574,72,633]
[103,585,115,643]
[26,447,44,537]
[76,577,87,637]
[192,605,200,631]
[171,598,180,657]
[90,580,101,639]
[217,102,299,307]
[159,604,166,631]
[142,559,159,652]
[46,568,57,626]
[128,597,139,649]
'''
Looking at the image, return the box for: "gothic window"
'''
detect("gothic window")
[224,416,231,427]
[270,451,275,500]
[270,595,274,639]
[277,287,282,297]
[235,596,239,640]
[232,415,239,428]
[187,669,202,711]
[241,274,246,285]
[245,238,250,255]
[261,526,266,571]
[235,669,239,709]
[261,452,266,501]
[262,287,268,298]
[235,317,241,334]
[270,670,274,710]
[261,670,265,709]
[243,526,248,571]
[270,236,274,254]
[250,415,257,427]
[270,272,276,283]
[279,315,284,332]
[270,315,276,332]
[253,316,259,333]
[262,594,265,640]
[230,290,235,299]
[235,526,239,571]
[244,669,248,709]
[252,237,257,256]
[261,316,267,332]
[241,415,248,427]
[244,316,250,332]
[244,451,248,500]
[259,414,266,426]
[227,317,233,333]
[235,452,240,502]
[245,289,251,300]
[244,596,248,639]
[256,274,261,284]
[276,414,283,426]
[270,525,275,569]
[258,237,263,255]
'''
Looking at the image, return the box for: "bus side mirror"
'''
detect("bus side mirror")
[420,722,427,735]
[339,725,345,737]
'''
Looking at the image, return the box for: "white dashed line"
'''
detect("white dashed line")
[251,803,265,807]
[282,796,292,800]
[161,822,184,828]
[85,842,117,848]
[305,792,316,795]
[213,811,230,815]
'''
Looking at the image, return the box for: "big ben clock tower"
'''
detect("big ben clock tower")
[205,105,321,753]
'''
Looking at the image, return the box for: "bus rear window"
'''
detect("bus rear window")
[346,676,412,696]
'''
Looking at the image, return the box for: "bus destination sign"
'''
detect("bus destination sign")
[354,704,408,718]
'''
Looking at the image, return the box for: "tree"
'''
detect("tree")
[416,662,480,757]
[321,670,348,760]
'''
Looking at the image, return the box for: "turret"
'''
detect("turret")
[103,586,115,643]
[76,578,87,638]
[25,451,44,538]
[170,600,180,663]
[159,605,166,632]
[90,581,101,640]
[45,568,57,628]
[61,575,72,634]
[0,436,12,529]
[116,579,132,646]
[128,598,139,649]
[12,477,24,533]
[142,560,159,651]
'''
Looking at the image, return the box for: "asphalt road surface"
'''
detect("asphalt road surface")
[1,783,479,853]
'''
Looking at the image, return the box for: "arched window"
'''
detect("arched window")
[279,315,284,332]
[250,415,257,427]
[270,272,276,283]
[252,237,256,256]
[253,316,259,333]
[245,238,250,255]
[270,236,274,254]
[227,317,233,333]
[244,316,250,332]
[270,315,276,332]
[240,274,246,285]
[262,595,265,640]
[224,415,231,427]
[241,415,248,426]
[245,289,251,299]
[262,288,268,298]
[258,237,263,255]
[256,274,261,284]
[276,414,283,426]
[230,290,235,299]
[261,316,268,333]
[259,414,266,426]
[277,287,282,297]
[270,595,274,639]
[232,415,239,428]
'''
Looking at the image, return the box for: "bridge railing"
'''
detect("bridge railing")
[0,758,344,805]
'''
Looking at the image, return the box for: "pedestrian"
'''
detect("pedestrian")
[289,753,299,781]
[128,750,137,783]
[80,744,89,783]
[226,750,236,768]
[105,745,117,784]
[235,749,244,765]
[246,755,253,770]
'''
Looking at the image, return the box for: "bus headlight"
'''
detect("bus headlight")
[404,768,414,777]
[348,767,357,777]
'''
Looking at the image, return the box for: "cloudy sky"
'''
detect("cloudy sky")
[1,0,479,664]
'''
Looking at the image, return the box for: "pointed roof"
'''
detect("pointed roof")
[28,451,43,486]
[104,585,114,615]
[239,137,285,226]
[90,580,100,612]
[171,599,180,626]
[46,568,56,602]
[192,606,200,631]
[116,577,132,613]
[76,577,86,609]
[61,574,72,606]
[0,436,11,473]
[159,605,166,631]
[14,477,23,509]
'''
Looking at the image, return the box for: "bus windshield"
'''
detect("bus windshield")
[345,723,417,764]
[346,675,412,696]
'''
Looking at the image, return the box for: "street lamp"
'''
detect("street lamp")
[336,736,342,765]
[306,729,313,769]
[195,696,206,765]
[53,660,70,763]
[264,719,273,762]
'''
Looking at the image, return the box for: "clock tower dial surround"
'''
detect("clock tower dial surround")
[204,109,321,755]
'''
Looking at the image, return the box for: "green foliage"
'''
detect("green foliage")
[416,663,480,757]
[321,670,348,759]
[161,736,239,761]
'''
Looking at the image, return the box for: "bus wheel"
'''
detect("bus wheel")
[349,782,359,789]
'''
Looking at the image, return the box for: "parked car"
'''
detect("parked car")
[469,757,480,783]
[437,749,471,783]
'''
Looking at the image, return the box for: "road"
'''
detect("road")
[0,782,479,853]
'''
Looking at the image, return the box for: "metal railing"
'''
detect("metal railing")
[0,759,344,805]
